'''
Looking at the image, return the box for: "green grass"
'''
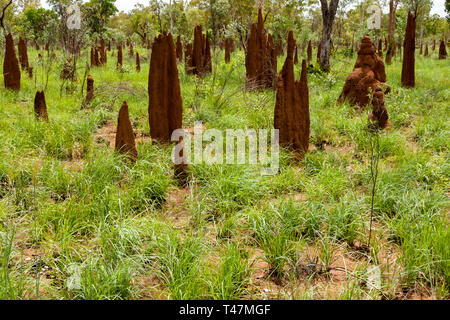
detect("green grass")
[0,45,448,300]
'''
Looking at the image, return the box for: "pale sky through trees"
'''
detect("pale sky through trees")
[41,0,447,16]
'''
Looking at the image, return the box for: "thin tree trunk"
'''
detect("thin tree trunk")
[386,0,399,64]
[319,0,340,73]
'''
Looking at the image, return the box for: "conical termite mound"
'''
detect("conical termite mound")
[274,31,310,159]
[245,8,277,90]
[368,87,391,129]
[148,32,183,143]
[34,91,48,122]
[18,37,29,70]
[224,38,232,63]
[307,40,312,64]
[439,40,447,59]
[115,101,138,163]
[136,52,141,72]
[189,25,212,76]
[100,38,107,65]
[338,35,390,107]
[401,11,416,88]
[176,35,183,62]
[117,45,123,68]
[85,74,94,104]
[3,33,21,91]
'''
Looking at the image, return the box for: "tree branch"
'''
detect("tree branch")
[0,0,13,31]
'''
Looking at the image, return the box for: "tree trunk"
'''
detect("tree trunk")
[319,0,340,73]
[386,0,398,64]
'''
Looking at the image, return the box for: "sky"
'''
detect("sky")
[41,0,447,16]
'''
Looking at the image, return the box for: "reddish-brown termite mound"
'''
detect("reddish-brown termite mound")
[224,38,232,63]
[3,33,21,91]
[189,25,212,76]
[338,36,391,129]
[307,40,312,64]
[136,52,141,72]
[34,91,48,122]
[117,45,123,68]
[176,35,183,62]
[148,32,183,143]
[401,12,416,88]
[439,40,447,59]
[115,101,138,163]
[245,8,277,90]
[368,87,391,129]
[274,31,310,159]
[149,32,188,185]
[100,38,107,65]
[18,37,29,70]
[85,74,94,103]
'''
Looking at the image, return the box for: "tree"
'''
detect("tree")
[386,0,399,64]
[0,0,14,32]
[129,4,157,43]
[446,0,450,22]
[84,0,118,35]
[21,7,58,42]
[319,0,339,73]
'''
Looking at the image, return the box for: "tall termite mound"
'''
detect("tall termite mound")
[401,12,416,88]
[136,52,141,72]
[3,33,21,91]
[100,38,107,65]
[115,101,138,162]
[274,31,310,158]
[148,32,183,143]
[338,36,390,107]
[439,40,447,59]
[307,40,312,63]
[85,74,94,103]
[224,38,233,63]
[189,25,212,76]
[368,87,391,129]
[18,37,29,70]
[338,36,391,129]
[245,8,277,90]
[34,91,48,121]
[176,35,183,62]
[117,45,123,68]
